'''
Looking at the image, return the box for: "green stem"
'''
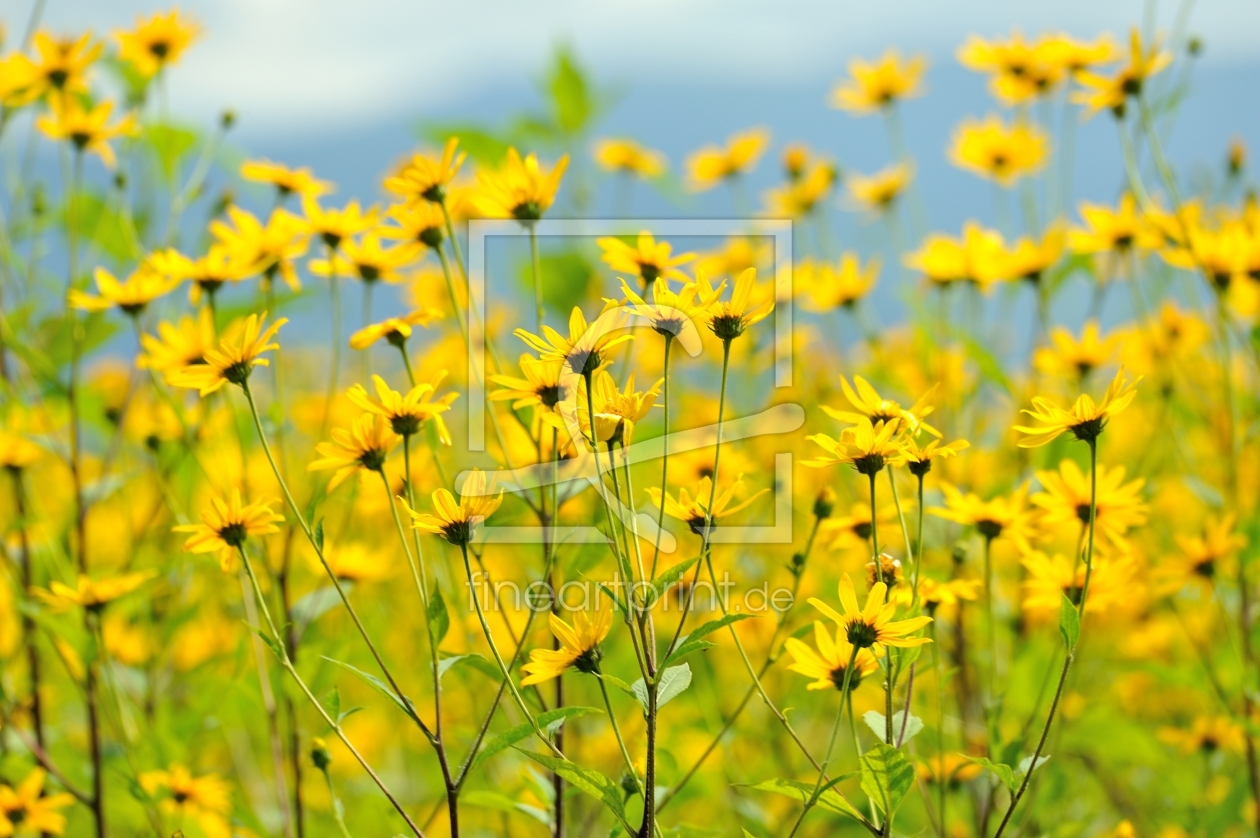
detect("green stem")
[788,645,861,838]
[529,222,544,333]
[648,334,673,580]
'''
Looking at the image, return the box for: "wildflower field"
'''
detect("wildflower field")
[0,4,1258,838]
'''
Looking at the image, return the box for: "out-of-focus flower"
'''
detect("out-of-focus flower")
[139,765,232,838]
[1069,194,1162,256]
[521,609,613,685]
[28,31,103,99]
[930,484,1035,550]
[348,309,442,351]
[115,10,201,78]
[138,308,217,380]
[1014,368,1141,447]
[846,163,913,215]
[1073,28,1171,116]
[68,266,178,316]
[34,571,156,612]
[1033,320,1121,380]
[476,148,569,222]
[384,138,467,204]
[303,198,380,251]
[311,233,420,287]
[798,254,879,313]
[598,232,694,287]
[1032,460,1148,546]
[210,206,310,291]
[0,769,74,836]
[645,473,768,536]
[830,51,927,113]
[36,97,136,167]
[685,127,769,192]
[240,160,331,201]
[905,222,1009,290]
[950,115,1048,185]
[593,138,666,178]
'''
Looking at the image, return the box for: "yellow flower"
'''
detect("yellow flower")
[1034,320,1121,380]
[644,474,768,536]
[785,621,879,691]
[476,148,569,222]
[904,222,1008,289]
[830,50,927,113]
[822,501,897,553]
[114,9,200,77]
[312,233,420,286]
[1068,194,1162,256]
[763,160,837,218]
[804,417,903,476]
[308,414,400,490]
[1161,514,1247,590]
[593,138,666,178]
[490,355,568,413]
[520,609,614,686]
[685,127,769,192]
[27,31,102,99]
[148,245,251,304]
[381,200,447,251]
[797,254,879,313]
[918,578,982,614]
[68,265,178,315]
[620,275,725,341]
[348,308,442,350]
[698,266,774,342]
[0,769,74,836]
[1020,549,1136,620]
[302,198,380,251]
[403,468,503,545]
[823,375,940,437]
[917,754,983,786]
[348,373,458,443]
[514,304,634,377]
[893,436,970,477]
[240,160,331,201]
[36,97,136,168]
[1014,367,1141,447]
[1157,716,1245,755]
[598,232,695,287]
[168,312,287,396]
[384,137,467,203]
[138,307,217,380]
[930,484,1036,549]
[210,206,310,291]
[34,571,156,612]
[958,31,1064,104]
[808,574,932,655]
[556,370,660,449]
[1003,225,1065,283]
[0,431,42,471]
[1032,460,1147,547]
[139,765,232,838]
[1073,28,1172,117]
[846,163,913,215]
[0,53,39,109]
[309,542,392,584]
[173,488,284,569]
[950,115,1048,186]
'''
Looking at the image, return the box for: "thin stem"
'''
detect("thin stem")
[598,676,644,795]
[788,646,861,838]
[648,334,672,580]
[529,223,544,333]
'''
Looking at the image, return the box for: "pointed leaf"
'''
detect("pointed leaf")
[1059,593,1080,650]
[859,744,914,816]
[322,656,421,727]
[515,749,632,830]
[964,756,1018,793]
[428,583,450,645]
[472,706,598,768]
[863,711,924,745]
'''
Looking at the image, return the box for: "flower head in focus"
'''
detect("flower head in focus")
[168,312,286,396]
[698,267,774,343]
[804,417,903,477]
[403,468,503,546]
[348,373,458,443]
[785,621,880,691]
[174,489,284,570]
[645,474,768,536]
[309,414,400,490]
[384,138,467,204]
[520,609,614,685]
[598,232,694,287]
[348,308,442,351]
[809,574,932,654]
[1014,367,1141,447]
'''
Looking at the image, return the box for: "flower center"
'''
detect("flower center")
[846,619,879,648]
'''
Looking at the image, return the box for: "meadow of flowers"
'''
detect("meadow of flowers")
[0,6,1257,838]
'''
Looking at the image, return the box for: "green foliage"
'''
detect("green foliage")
[859,744,915,816]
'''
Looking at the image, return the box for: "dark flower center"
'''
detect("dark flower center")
[976,519,1004,541]
[830,665,864,692]
[218,522,248,548]
[574,646,602,675]
[846,619,879,648]
[224,360,253,385]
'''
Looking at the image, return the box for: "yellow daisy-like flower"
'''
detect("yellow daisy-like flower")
[598,231,695,287]
[210,206,310,291]
[403,468,503,545]
[930,484,1036,549]
[312,233,421,286]
[114,10,201,78]
[1003,225,1065,284]
[138,307,217,380]
[381,200,447,251]
[514,304,634,377]
[846,163,913,215]
[824,375,940,437]
[302,198,380,251]
[1013,367,1141,447]
[698,266,774,342]
[822,501,897,553]
[1163,514,1247,589]
[490,355,568,413]
[917,754,984,786]
[520,609,614,686]
[555,370,661,449]
[808,574,933,655]
[1157,716,1246,755]
[950,115,1048,186]
[958,31,1063,105]
[917,578,982,615]
[308,414,401,491]
[34,571,156,612]
[384,137,467,203]
[173,488,284,569]
[1073,28,1172,117]
[1020,549,1136,620]
[1032,460,1147,547]
[1068,194,1162,256]
[797,254,879,313]
[36,97,137,168]
[0,431,43,471]
[240,160,331,201]
[785,621,880,691]
[28,31,103,99]
[1034,320,1121,380]
[593,138,666,179]
[348,308,442,350]
[904,222,1009,289]
[0,769,74,836]
[685,127,770,192]
[348,373,458,443]
[68,265,178,316]
[644,474,769,536]
[893,435,970,478]
[830,50,927,114]
[620,275,725,341]
[139,765,232,838]
[763,161,838,218]
[804,417,903,477]
[148,245,251,304]
[476,148,569,222]
[167,312,287,396]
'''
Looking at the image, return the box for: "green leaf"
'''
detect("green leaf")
[630,662,692,713]
[517,248,596,315]
[964,756,1018,793]
[313,519,325,552]
[1058,593,1080,650]
[547,45,596,135]
[1017,754,1051,778]
[145,121,199,182]
[515,750,632,830]
[428,583,450,645]
[651,556,700,603]
[246,623,284,661]
[473,706,598,768]
[600,673,637,698]
[744,776,864,821]
[462,790,550,825]
[322,656,421,727]
[419,123,511,165]
[862,711,925,745]
[665,613,755,666]
[325,687,340,720]
[437,652,499,681]
[859,744,914,816]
